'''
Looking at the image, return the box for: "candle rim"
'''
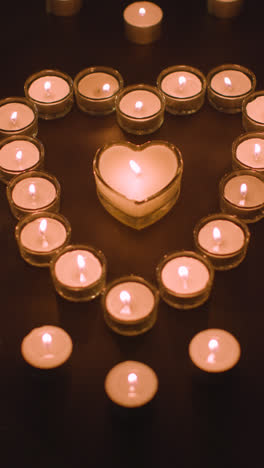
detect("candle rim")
[208,64,255,98]
[232,132,264,170]
[159,66,205,100]
[0,97,38,132]
[123,1,163,28]
[0,135,44,174]
[74,66,124,102]
[116,84,165,120]
[221,170,264,209]
[25,70,73,105]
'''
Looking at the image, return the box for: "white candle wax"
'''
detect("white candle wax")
[105,360,158,408]
[198,219,245,255]
[236,137,264,169]
[210,70,251,97]
[105,281,155,323]
[0,139,40,171]
[0,103,34,131]
[246,96,264,123]
[189,328,241,373]
[98,143,177,202]
[224,174,264,207]
[12,177,57,210]
[161,256,210,295]
[124,1,162,28]
[21,325,73,369]
[28,76,70,103]
[20,217,67,252]
[161,71,202,98]
[78,72,119,99]
[54,249,102,288]
[119,90,161,118]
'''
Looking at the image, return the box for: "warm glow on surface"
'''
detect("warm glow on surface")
[102,83,110,92]
[254,143,261,159]
[207,352,216,364]
[224,76,232,88]
[208,338,219,350]
[178,75,187,87]
[16,150,22,161]
[42,332,52,345]
[212,226,221,243]
[39,218,47,235]
[129,159,142,176]
[139,7,146,16]
[29,183,36,196]
[135,100,143,110]
[128,372,138,384]
[120,290,131,304]
[44,80,51,94]
[10,111,18,125]
[178,265,189,279]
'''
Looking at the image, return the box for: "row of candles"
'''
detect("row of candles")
[1,60,263,407]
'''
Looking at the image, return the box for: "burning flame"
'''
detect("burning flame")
[129,159,142,176]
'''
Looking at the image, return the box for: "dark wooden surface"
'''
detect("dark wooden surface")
[0,1,263,466]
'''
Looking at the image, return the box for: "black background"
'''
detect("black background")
[0,1,264,467]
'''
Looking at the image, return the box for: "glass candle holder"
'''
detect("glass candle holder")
[74,66,124,116]
[156,250,214,310]
[157,65,207,115]
[93,140,183,230]
[219,169,264,223]
[123,2,163,45]
[207,64,256,114]
[46,0,82,16]
[105,361,158,408]
[207,0,243,18]
[0,97,38,139]
[7,170,61,220]
[242,91,264,132]
[102,276,159,336]
[193,213,250,270]
[15,212,71,267]
[232,132,264,173]
[0,135,44,184]
[21,325,73,369]
[50,244,107,302]
[189,329,241,373]
[115,84,165,135]
[24,69,74,120]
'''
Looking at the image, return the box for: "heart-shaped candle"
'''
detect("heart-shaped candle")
[93,140,183,229]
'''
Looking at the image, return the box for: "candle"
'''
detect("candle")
[50,244,106,301]
[157,65,206,115]
[0,97,38,138]
[242,91,264,132]
[116,84,165,135]
[232,132,264,172]
[15,212,71,267]
[93,140,183,229]
[189,329,241,373]
[7,171,61,220]
[25,70,74,119]
[21,325,73,369]
[104,361,158,408]
[46,0,82,16]
[74,67,123,115]
[207,0,243,18]
[193,213,250,270]
[102,276,159,336]
[0,136,44,184]
[219,170,264,223]
[207,64,256,113]
[123,1,163,44]
[156,251,214,309]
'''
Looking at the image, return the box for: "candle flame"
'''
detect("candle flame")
[42,332,52,345]
[224,76,232,88]
[102,83,110,92]
[29,183,36,196]
[44,80,51,95]
[139,7,146,16]
[135,100,143,111]
[16,150,22,161]
[208,338,219,350]
[129,159,142,176]
[10,111,18,125]
[178,75,187,87]
[128,372,138,384]
[39,218,47,235]
[77,254,86,270]
[178,265,189,280]
[254,143,261,159]
[240,183,247,198]
[120,290,131,304]
[212,226,221,243]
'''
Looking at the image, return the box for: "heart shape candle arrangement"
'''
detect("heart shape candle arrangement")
[93,140,183,229]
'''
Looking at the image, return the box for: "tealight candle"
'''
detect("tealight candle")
[0,97,38,139]
[74,66,124,115]
[189,329,241,373]
[193,213,250,270]
[116,84,165,135]
[102,276,159,336]
[7,171,61,219]
[50,244,106,301]
[207,64,256,113]
[21,325,73,369]
[242,91,264,132]
[207,0,243,18]
[156,251,214,309]
[93,140,183,229]
[105,361,158,408]
[232,132,264,172]
[123,1,163,44]
[0,136,44,184]
[25,70,74,119]
[219,170,264,223]
[46,0,82,16]
[15,212,71,267]
[157,65,207,115]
